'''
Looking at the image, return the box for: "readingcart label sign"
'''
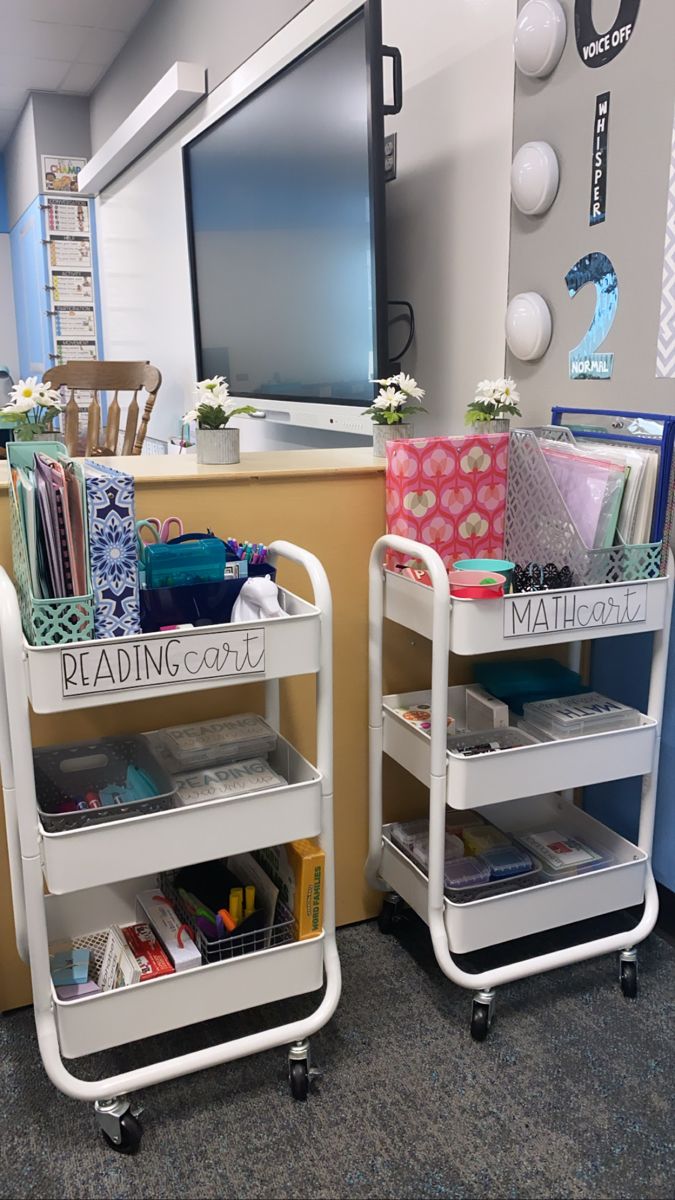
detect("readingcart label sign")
[60,628,266,697]
[503,584,648,639]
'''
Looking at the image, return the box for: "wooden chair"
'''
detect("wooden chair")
[43,361,162,457]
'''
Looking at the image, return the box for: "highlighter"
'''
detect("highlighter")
[217,908,236,936]
[244,885,256,920]
[229,887,243,927]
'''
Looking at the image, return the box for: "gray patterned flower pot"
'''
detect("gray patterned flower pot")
[196,426,240,464]
[372,422,414,459]
[482,418,510,433]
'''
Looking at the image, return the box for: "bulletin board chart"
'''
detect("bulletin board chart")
[507,0,675,418]
[41,195,100,370]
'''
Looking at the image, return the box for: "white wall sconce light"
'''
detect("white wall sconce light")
[505,292,553,360]
[511,141,560,215]
[514,0,567,78]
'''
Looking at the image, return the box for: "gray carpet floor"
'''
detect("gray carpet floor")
[1,918,674,1200]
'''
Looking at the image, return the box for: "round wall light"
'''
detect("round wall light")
[511,141,560,215]
[514,0,567,78]
[505,292,552,361]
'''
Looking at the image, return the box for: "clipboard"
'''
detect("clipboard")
[551,407,675,543]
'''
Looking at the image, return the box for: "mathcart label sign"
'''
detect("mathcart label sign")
[60,628,266,696]
[503,584,648,638]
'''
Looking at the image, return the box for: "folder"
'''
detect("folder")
[551,407,675,544]
[84,460,141,638]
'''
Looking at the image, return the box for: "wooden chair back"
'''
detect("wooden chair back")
[43,361,162,456]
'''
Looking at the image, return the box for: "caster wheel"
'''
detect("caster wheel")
[378,897,398,934]
[101,1111,143,1155]
[470,1001,492,1042]
[289,1058,309,1101]
[620,959,638,999]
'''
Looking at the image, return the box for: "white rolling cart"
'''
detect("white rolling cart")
[0,540,341,1152]
[366,533,673,1040]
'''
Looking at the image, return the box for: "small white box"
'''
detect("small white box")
[465,684,509,731]
[136,888,201,972]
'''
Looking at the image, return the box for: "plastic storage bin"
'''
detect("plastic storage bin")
[522,692,641,739]
[139,564,277,633]
[34,735,177,832]
[145,714,277,772]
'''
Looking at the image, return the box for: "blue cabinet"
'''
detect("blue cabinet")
[9,198,52,378]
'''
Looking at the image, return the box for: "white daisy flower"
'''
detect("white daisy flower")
[395,373,425,401]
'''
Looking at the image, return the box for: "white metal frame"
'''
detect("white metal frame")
[0,540,341,1105]
[367,534,673,995]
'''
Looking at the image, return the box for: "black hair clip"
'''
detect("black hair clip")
[513,562,573,593]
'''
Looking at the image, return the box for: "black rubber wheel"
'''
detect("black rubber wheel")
[101,1111,143,1155]
[289,1058,309,1101]
[470,1001,491,1042]
[378,898,397,934]
[620,959,638,999]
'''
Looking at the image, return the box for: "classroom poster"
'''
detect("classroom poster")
[41,155,87,193]
[45,196,89,235]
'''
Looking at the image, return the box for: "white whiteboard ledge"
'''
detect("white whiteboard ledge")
[78,61,206,196]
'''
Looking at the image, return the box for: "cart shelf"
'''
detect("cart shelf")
[23,588,320,715]
[384,569,669,654]
[381,792,648,954]
[383,689,657,810]
[39,737,321,894]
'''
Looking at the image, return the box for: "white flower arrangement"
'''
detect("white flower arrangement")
[362,372,426,426]
[0,377,62,440]
[183,375,256,430]
[465,377,521,426]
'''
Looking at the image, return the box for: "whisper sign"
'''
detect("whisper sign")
[60,627,266,696]
[503,584,647,639]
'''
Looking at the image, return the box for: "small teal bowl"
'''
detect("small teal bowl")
[453,558,515,593]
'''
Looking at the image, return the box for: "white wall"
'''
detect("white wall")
[0,234,19,380]
[382,0,516,435]
[4,98,38,230]
[94,0,517,444]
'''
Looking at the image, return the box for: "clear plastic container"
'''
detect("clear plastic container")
[444,856,491,891]
[462,825,510,856]
[522,692,641,740]
[481,844,534,880]
[513,828,612,876]
[390,819,464,872]
[145,714,277,772]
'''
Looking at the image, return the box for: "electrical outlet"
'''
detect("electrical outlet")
[384,132,397,182]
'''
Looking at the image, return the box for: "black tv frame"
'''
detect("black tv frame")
[182,0,393,407]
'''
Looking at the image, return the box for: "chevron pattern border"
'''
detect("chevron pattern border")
[656,103,675,377]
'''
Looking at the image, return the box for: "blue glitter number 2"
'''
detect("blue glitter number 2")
[566,251,618,380]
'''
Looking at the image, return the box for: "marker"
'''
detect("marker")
[244,885,256,920]
[229,887,243,927]
[217,908,236,935]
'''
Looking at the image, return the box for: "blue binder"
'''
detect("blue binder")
[551,407,675,543]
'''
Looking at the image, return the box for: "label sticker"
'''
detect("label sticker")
[566,252,618,380]
[575,0,640,68]
[590,92,610,226]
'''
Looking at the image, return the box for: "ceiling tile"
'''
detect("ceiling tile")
[0,56,71,89]
[22,0,154,32]
[2,19,88,61]
[76,26,128,65]
[58,60,105,93]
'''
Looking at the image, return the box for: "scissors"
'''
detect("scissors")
[136,516,183,560]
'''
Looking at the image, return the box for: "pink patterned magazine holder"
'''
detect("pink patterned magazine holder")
[385,434,510,579]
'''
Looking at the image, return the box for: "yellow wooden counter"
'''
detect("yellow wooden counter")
[0,448,436,1011]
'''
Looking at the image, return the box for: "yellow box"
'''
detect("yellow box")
[256,840,324,939]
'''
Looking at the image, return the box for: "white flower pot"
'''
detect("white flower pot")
[372,422,414,458]
[196,426,240,465]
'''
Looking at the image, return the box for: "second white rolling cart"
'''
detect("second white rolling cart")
[0,540,341,1152]
[366,534,673,1039]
